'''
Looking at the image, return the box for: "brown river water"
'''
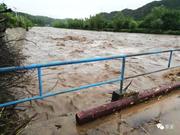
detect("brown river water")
[6,27,180,135]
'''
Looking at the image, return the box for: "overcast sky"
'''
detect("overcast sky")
[1,0,157,19]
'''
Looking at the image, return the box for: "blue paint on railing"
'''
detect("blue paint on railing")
[0,49,180,107]
[37,68,43,96]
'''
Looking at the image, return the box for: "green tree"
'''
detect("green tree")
[67,19,84,29]
[0,3,33,29]
[112,13,137,30]
[89,14,107,30]
[139,6,167,29]
[0,3,7,11]
[140,6,180,30]
[112,12,125,30]
[52,20,67,28]
[129,20,138,29]
[161,10,180,30]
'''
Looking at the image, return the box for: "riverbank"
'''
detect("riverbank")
[0,28,30,135]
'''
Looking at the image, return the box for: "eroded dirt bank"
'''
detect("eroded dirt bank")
[6,27,180,135]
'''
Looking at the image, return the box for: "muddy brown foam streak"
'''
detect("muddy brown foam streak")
[76,82,180,125]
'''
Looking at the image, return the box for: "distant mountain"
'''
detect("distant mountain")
[122,0,180,19]
[17,0,180,26]
[101,0,180,20]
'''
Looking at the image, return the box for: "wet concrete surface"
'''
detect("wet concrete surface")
[20,90,180,135]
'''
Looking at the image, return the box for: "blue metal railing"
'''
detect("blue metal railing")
[0,48,180,107]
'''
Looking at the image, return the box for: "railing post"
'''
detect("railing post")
[168,50,173,68]
[37,67,43,97]
[120,56,126,94]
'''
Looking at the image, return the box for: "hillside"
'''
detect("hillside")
[3,0,179,34]
[18,12,55,26]
[16,0,180,26]
[102,0,180,20]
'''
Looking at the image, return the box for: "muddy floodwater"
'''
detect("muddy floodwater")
[6,27,180,135]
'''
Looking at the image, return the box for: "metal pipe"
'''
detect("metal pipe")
[37,68,43,96]
[0,56,125,73]
[120,57,126,94]
[168,51,173,68]
[76,82,180,125]
[0,49,179,108]
[0,66,179,108]
[0,95,42,107]
[125,50,169,57]
[0,49,179,73]
[0,77,123,107]
[125,68,169,80]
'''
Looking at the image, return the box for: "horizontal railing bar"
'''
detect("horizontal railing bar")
[126,68,168,80]
[126,49,180,58]
[125,65,180,80]
[0,49,179,73]
[39,65,180,92]
[126,50,169,57]
[0,56,125,73]
[44,65,180,93]
[44,78,122,96]
[0,77,122,107]
[0,96,42,107]
[172,49,180,52]
[0,65,179,107]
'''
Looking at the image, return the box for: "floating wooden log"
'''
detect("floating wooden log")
[76,82,180,125]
